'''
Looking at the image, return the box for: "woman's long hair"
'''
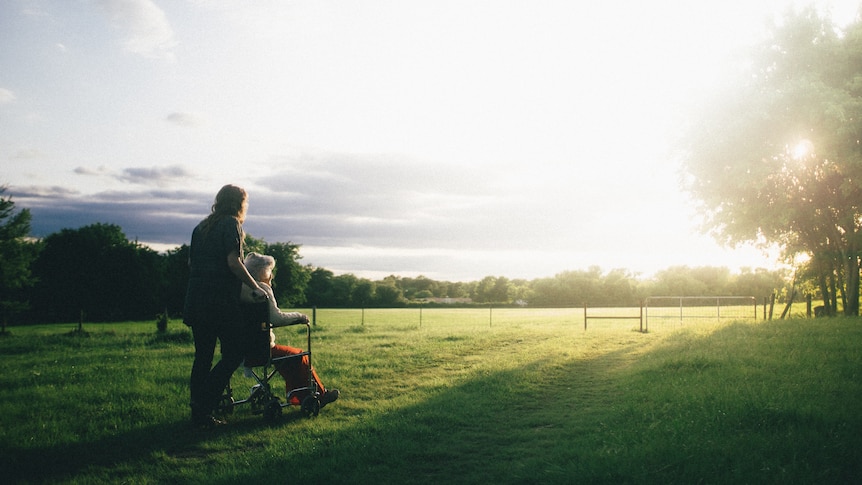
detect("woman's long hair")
[199,184,248,239]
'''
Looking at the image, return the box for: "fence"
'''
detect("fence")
[303,300,758,332]
[583,303,644,332]
[307,306,641,331]
[309,306,570,329]
[643,296,758,331]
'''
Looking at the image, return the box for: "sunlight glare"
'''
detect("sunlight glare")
[791,139,814,160]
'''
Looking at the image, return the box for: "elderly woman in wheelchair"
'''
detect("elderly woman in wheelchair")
[221,252,338,420]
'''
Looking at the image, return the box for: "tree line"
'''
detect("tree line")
[0,190,792,325]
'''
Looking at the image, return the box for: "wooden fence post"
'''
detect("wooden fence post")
[583,302,587,331]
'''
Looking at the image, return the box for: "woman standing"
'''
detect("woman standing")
[184,184,267,427]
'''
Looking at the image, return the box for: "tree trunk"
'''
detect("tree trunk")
[780,289,796,319]
[817,259,833,316]
[844,247,860,316]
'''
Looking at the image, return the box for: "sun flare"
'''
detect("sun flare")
[791,139,814,160]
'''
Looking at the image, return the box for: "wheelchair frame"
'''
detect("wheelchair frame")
[217,302,321,421]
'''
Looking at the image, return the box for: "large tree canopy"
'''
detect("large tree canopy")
[681,8,862,315]
[0,188,40,327]
[30,223,164,323]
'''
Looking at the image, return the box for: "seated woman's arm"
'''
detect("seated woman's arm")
[241,284,308,327]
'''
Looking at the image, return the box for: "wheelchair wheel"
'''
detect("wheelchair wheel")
[216,395,234,416]
[264,398,282,421]
[301,395,320,417]
[250,386,268,412]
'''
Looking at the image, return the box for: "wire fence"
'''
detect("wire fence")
[643,296,758,331]
[299,297,764,333]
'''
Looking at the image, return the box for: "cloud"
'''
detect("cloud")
[13,148,48,160]
[0,88,15,105]
[21,7,50,18]
[165,112,204,127]
[13,145,572,257]
[10,185,80,199]
[7,178,776,282]
[7,146,714,281]
[12,186,207,244]
[73,164,193,186]
[74,166,112,176]
[243,149,589,254]
[117,165,194,185]
[95,0,176,59]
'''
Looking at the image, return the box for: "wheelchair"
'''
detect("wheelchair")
[216,302,321,421]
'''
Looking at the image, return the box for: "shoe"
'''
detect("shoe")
[320,389,340,408]
[192,414,226,429]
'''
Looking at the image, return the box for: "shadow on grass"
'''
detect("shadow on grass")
[0,339,640,483]
[0,405,311,483]
[216,321,862,484]
[4,320,861,484]
[216,343,653,484]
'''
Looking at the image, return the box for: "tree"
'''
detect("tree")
[330,274,359,308]
[0,189,40,329]
[31,223,162,322]
[681,9,862,315]
[162,244,190,317]
[443,281,470,299]
[399,275,438,300]
[374,282,405,306]
[472,276,499,303]
[509,279,533,305]
[732,267,788,302]
[602,269,638,306]
[352,279,375,307]
[244,234,267,255]
[241,234,310,307]
[490,276,512,303]
[264,241,310,307]
[528,267,606,307]
[306,267,335,307]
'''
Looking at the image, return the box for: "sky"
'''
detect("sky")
[1,0,859,282]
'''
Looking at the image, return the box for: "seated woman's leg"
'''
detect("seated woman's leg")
[271,344,328,405]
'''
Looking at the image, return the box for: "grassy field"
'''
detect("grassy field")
[0,309,859,484]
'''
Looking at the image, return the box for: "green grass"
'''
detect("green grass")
[1,311,860,484]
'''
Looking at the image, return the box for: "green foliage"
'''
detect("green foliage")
[266,241,310,307]
[304,271,408,308]
[244,234,310,307]
[373,281,405,306]
[161,244,189,316]
[680,9,862,315]
[0,190,36,290]
[472,275,512,303]
[306,267,336,306]
[1,315,859,483]
[243,233,267,255]
[9,215,794,324]
[30,223,164,323]
[0,188,40,329]
[531,266,609,306]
